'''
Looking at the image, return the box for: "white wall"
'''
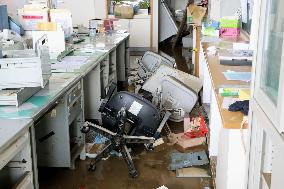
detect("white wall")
[57,0,97,27]
[209,0,241,20]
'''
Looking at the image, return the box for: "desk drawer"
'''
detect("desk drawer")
[68,97,82,125]
[67,81,82,106]
[0,132,29,170]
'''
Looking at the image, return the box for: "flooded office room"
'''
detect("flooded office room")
[0,0,283,189]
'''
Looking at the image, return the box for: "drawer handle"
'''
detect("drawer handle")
[39,131,55,143]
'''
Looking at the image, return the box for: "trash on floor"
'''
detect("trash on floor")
[153,137,165,147]
[85,132,109,158]
[168,133,206,151]
[184,116,208,138]
[176,167,211,178]
[169,150,209,170]
[156,185,168,189]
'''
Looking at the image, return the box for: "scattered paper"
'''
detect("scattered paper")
[52,56,89,71]
[222,97,240,109]
[233,42,250,50]
[207,46,218,56]
[223,71,251,82]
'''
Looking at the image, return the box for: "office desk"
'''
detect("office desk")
[53,33,130,120]
[0,33,130,188]
[0,73,83,189]
[0,119,35,189]
[200,41,251,189]
[0,73,81,120]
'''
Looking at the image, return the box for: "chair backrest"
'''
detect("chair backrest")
[101,91,161,137]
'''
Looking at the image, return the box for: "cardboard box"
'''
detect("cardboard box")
[220,16,241,28]
[220,28,240,38]
[187,4,207,26]
[36,22,57,31]
[114,4,134,19]
[18,8,49,31]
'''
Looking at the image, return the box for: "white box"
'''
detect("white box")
[32,30,65,59]
[0,36,51,89]
[50,9,73,37]
[18,7,49,31]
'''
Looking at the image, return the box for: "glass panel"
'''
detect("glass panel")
[260,0,284,104]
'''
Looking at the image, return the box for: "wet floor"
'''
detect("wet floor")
[39,142,210,189]
[38,45,212,189]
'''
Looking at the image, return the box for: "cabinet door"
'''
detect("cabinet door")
[129,19,151,48]
[254,0,284,132]
[113,19,130,32]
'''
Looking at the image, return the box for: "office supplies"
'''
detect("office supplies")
[18,7,49,30]
[32,30,65,59]
[219,49,253,66]
[8,16,25,36]
[0,35,51,89]
[220,59,252,66]
[220,16,241,28]
[223,71,252,82]
[220,28,240,38]
[51,56,89,72]
[239,89,251,100]
[0,87,41,107]
[0,29,25,50]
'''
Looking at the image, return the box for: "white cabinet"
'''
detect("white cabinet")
[129,18,151,47]
[113,19,130,32]
[113,16,151,48]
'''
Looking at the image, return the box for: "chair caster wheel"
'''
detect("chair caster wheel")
[129,170,139,178]
[88,164,96,172]
[81,126,90,134]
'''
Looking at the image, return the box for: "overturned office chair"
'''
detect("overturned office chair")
[137,51,176,80]
[82,83,170,178]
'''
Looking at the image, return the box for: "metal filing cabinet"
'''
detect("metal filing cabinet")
[34,80,85,169]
